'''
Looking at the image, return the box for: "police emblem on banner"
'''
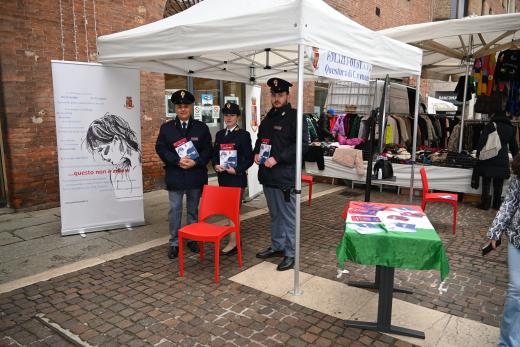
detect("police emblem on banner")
[124,96,134,109]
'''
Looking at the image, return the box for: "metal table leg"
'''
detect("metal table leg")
[345,266,425,339]
[348,265,413,294]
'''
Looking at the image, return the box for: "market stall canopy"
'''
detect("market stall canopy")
[379,13,520,80]
[97,0,422,82]
[427,96,457,113]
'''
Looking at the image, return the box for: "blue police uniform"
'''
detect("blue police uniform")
[155,90,212,259]
[212,103,254,189]
[254,78,309,271]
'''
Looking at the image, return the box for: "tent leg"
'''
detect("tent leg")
[458,35,473,153]
[290,44,305,297]
[409,76,421,203]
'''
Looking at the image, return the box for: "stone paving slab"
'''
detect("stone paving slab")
[231,262,499,347]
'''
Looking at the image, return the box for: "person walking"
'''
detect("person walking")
[485,153,520,346]
[476,110,518,210]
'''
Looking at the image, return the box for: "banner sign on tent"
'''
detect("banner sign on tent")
[245,85,262,199]
[51,61,145,236]
[308,47,372,85]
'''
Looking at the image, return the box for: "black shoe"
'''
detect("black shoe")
[221,246,237,256]
[187,241,200,253]
[168,246,179,259]
[256,247,284,259]
[277,256,295,271]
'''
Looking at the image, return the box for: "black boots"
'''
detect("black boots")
[478,195,492,210]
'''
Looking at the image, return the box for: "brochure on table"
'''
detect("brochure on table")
[346,203,434,234]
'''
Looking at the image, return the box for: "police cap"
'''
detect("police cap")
[267,78,292,93]
[222,102,241,116]
[170,89,195,105]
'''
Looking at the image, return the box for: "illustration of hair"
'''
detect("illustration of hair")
[85,113,141,167]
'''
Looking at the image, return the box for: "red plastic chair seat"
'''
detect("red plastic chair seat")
[302,175,313,206]
[178,185,242,284]
[180,223,234,240]
[424,192,458,203]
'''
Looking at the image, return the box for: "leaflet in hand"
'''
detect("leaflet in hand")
[347,223,385,235]
[174,138,199,160]
[259,139,271,165]
[219,143,237,169]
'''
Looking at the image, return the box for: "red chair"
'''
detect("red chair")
[178,185,242,284]
[302,175,313,206]
[420,167,458,234]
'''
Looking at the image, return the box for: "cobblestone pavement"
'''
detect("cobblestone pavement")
[0,188,504,346]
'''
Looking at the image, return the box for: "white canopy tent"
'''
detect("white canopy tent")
[380,13,520,151]
[97,0,423,294]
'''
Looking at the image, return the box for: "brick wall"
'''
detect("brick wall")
[327,0,433,30]
[0,0,166,209]
[0,0,433,209]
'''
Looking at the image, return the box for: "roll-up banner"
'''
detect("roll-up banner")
[245,84,262,200]
[51,61,145,236]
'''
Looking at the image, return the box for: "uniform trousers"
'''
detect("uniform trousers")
[168,188,202,246]
[263,186,296,257]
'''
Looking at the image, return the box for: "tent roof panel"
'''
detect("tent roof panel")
[97,0,422,81]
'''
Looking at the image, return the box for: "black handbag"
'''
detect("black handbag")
[373,159,394,179]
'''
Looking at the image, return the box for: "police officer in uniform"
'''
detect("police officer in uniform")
[254,78,308,271]
[212,102,254,255]
[155,90,213,259]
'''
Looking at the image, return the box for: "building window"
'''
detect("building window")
[375,7,381,16]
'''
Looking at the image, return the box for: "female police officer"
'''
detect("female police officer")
[212,102,254,255]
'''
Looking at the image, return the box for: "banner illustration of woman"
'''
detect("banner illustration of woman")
[85,113,142,199]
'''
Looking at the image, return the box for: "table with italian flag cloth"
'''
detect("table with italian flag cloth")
[336,201,450,339]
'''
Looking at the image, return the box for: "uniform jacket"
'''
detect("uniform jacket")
[155,117,212,190]
[476,116,518,179]
[254,103,309,189]
[212,127,254,188]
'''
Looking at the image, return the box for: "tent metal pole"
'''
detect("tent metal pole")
[458,35,473,153]
[379,77,390,152]
[290,43,304,296]
[409,75,421,203]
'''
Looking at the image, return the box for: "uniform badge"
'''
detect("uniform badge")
[226,103,231,109]
[274,125,282,131]
[273,79,278,87]
[180,90,186,99]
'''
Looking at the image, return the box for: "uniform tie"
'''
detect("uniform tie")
[182,122,187,135]
[226,129,230,136]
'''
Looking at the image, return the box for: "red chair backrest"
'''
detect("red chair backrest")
[419,167,429,200]
[199,185,241,229]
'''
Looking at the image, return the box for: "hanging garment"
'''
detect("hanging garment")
[455,75,476,101]
[331,114,346,138]
[448,123,461,152]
